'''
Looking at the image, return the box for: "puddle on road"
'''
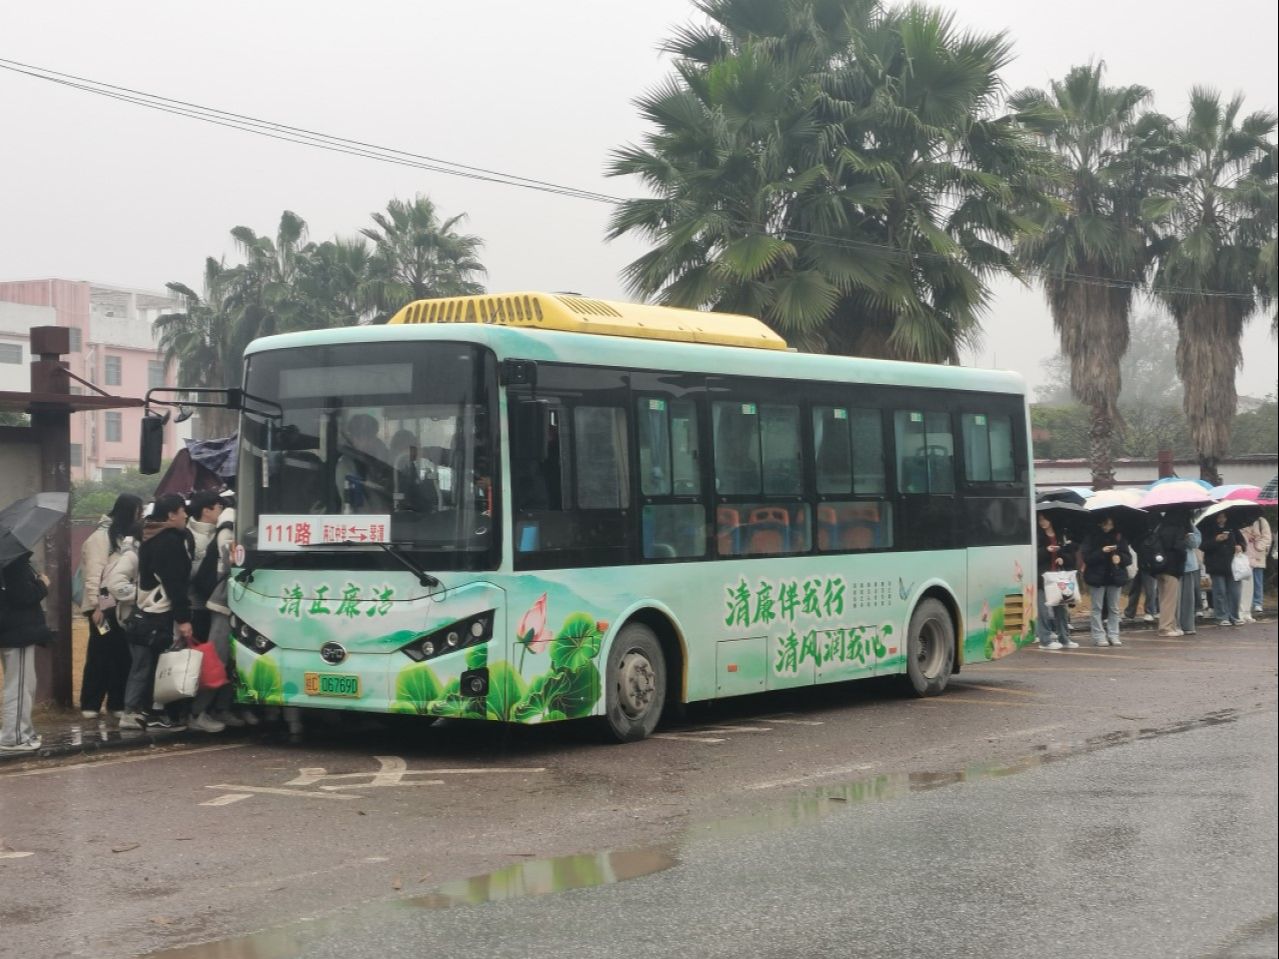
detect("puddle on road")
[144,846,677,959]
[141,707,1243,958]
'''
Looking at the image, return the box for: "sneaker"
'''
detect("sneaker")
[1217,620,1231,628]
[117,712,146,730]
[1092,641,1108,647]
[1230,619,1245,627]
[146,714,186,732]
[1041,641,1064,650]
[1064,640,1080,648]
[1252,605,1263,614]
[240,711,261,727]
[1109,638,1123,647]
[189,713,226,734]
[1142,613,1155,622]
[0,741,38,752]
[80,709,100,720]
[212,711,246,728]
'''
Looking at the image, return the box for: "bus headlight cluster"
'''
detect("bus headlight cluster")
[230,614,276,654]
[400,611,494,662]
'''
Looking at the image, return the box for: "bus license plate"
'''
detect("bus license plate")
[304,672,361,698]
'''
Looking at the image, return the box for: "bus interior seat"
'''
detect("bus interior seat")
[716,507,742,556]
[817,503,883,551]
[746,506,790,555]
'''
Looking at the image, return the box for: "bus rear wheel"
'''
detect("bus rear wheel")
[902,598,954,696]
[600,623,666,743]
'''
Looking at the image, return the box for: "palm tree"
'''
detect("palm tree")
[295,236,377,327]
[1152,89,1277,484]
[223,210,316,340]
[607,0,1048,361]
[1008,63,1175,489]
[361,195,487,322]
[153,258,241,437]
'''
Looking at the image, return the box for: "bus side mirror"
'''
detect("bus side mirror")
[139,413,166,474]
[510,399,550,462]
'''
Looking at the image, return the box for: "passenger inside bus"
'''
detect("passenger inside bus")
[389,428,440,514]
[335,413,394,514]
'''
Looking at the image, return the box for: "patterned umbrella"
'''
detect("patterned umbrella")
[1259,474,1278,506]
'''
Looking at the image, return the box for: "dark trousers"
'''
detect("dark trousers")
[80,612,132,712]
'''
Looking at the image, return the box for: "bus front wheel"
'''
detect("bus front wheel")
[600,623,666,743]
[902,598,954,696]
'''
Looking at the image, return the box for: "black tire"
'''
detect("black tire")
[902,598,954,696]
[600,623,666,743]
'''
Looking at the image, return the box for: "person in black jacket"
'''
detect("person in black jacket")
[1035,514,1077,649]
[0,554,52,751]
[120,494,193,729]
[1201,511,1247,627]
[1152,511,1190,637]
[1081,515,1133,648]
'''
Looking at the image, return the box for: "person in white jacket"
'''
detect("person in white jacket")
[1241,517,1272,621]
[77,494,143,719]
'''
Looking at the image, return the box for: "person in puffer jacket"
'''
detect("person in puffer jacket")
[1080,515,1133,648]
[78,494,143,719]
[119,494,192,730]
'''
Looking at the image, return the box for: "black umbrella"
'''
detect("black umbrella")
[0,491,70,569]
[1037,488,1088,506]
[1036,500,1089,537]
[1195,501,1265,533]
[1083,503,1150,542]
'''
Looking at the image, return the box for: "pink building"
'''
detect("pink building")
[0,278,191,481]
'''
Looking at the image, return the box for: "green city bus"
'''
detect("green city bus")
[153,292,1035,742]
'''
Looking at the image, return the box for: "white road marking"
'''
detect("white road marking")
[205,784,358,800]
[199,793,253,807]
[0,849,34,859]
[760,717,826,726]
[0,743,247,780]
[955,683,1041,698]
[748,762,878,790]
[697,724,773,733]
[652,733,726,744]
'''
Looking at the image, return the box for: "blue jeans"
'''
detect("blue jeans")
[1089,585,1122,645]
[1252,567,1265,610]
[1210,575,1241,623]
[1179,571,1200,633]
[1036,588,1070,645]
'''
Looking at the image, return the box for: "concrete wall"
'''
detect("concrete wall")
[1035,454,1278,491]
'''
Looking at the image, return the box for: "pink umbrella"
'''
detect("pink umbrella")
[1223,485,1264,502]
[1138,481,1216,511]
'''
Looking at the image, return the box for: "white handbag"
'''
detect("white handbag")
[1042,570,1078,607]
[1231,553,1251,582]
[153,647,203,705]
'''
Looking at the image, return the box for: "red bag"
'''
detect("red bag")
[192,640,229,689]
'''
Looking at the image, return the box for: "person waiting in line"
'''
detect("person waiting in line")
[120,494,193,731]
[1122,561,1159,624]
[186,490,227,644]
[1178,517,1203,635]
[1035,514,1077,650]
[1202,512,1247,627]
[1240,516,1271,622]
[1153,510,1190,637]
[1081,515,1133,648]
[78,493,143,720]
[0,553,53,752]
[336,413,393,514]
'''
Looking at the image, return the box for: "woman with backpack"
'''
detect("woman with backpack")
[1081,515,1133,647]
[78,494,143,719]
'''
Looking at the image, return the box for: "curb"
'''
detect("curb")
[0,725,265,766]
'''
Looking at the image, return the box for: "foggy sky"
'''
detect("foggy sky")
[1,0,1275,400]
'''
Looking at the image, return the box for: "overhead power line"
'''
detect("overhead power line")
[0,56,1266,303]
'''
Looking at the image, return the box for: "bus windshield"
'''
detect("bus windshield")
[237,340,497,568]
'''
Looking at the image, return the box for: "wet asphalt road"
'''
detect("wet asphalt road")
[1,619,1275,959]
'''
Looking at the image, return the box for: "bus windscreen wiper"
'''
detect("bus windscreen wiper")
[299,540,441,589]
